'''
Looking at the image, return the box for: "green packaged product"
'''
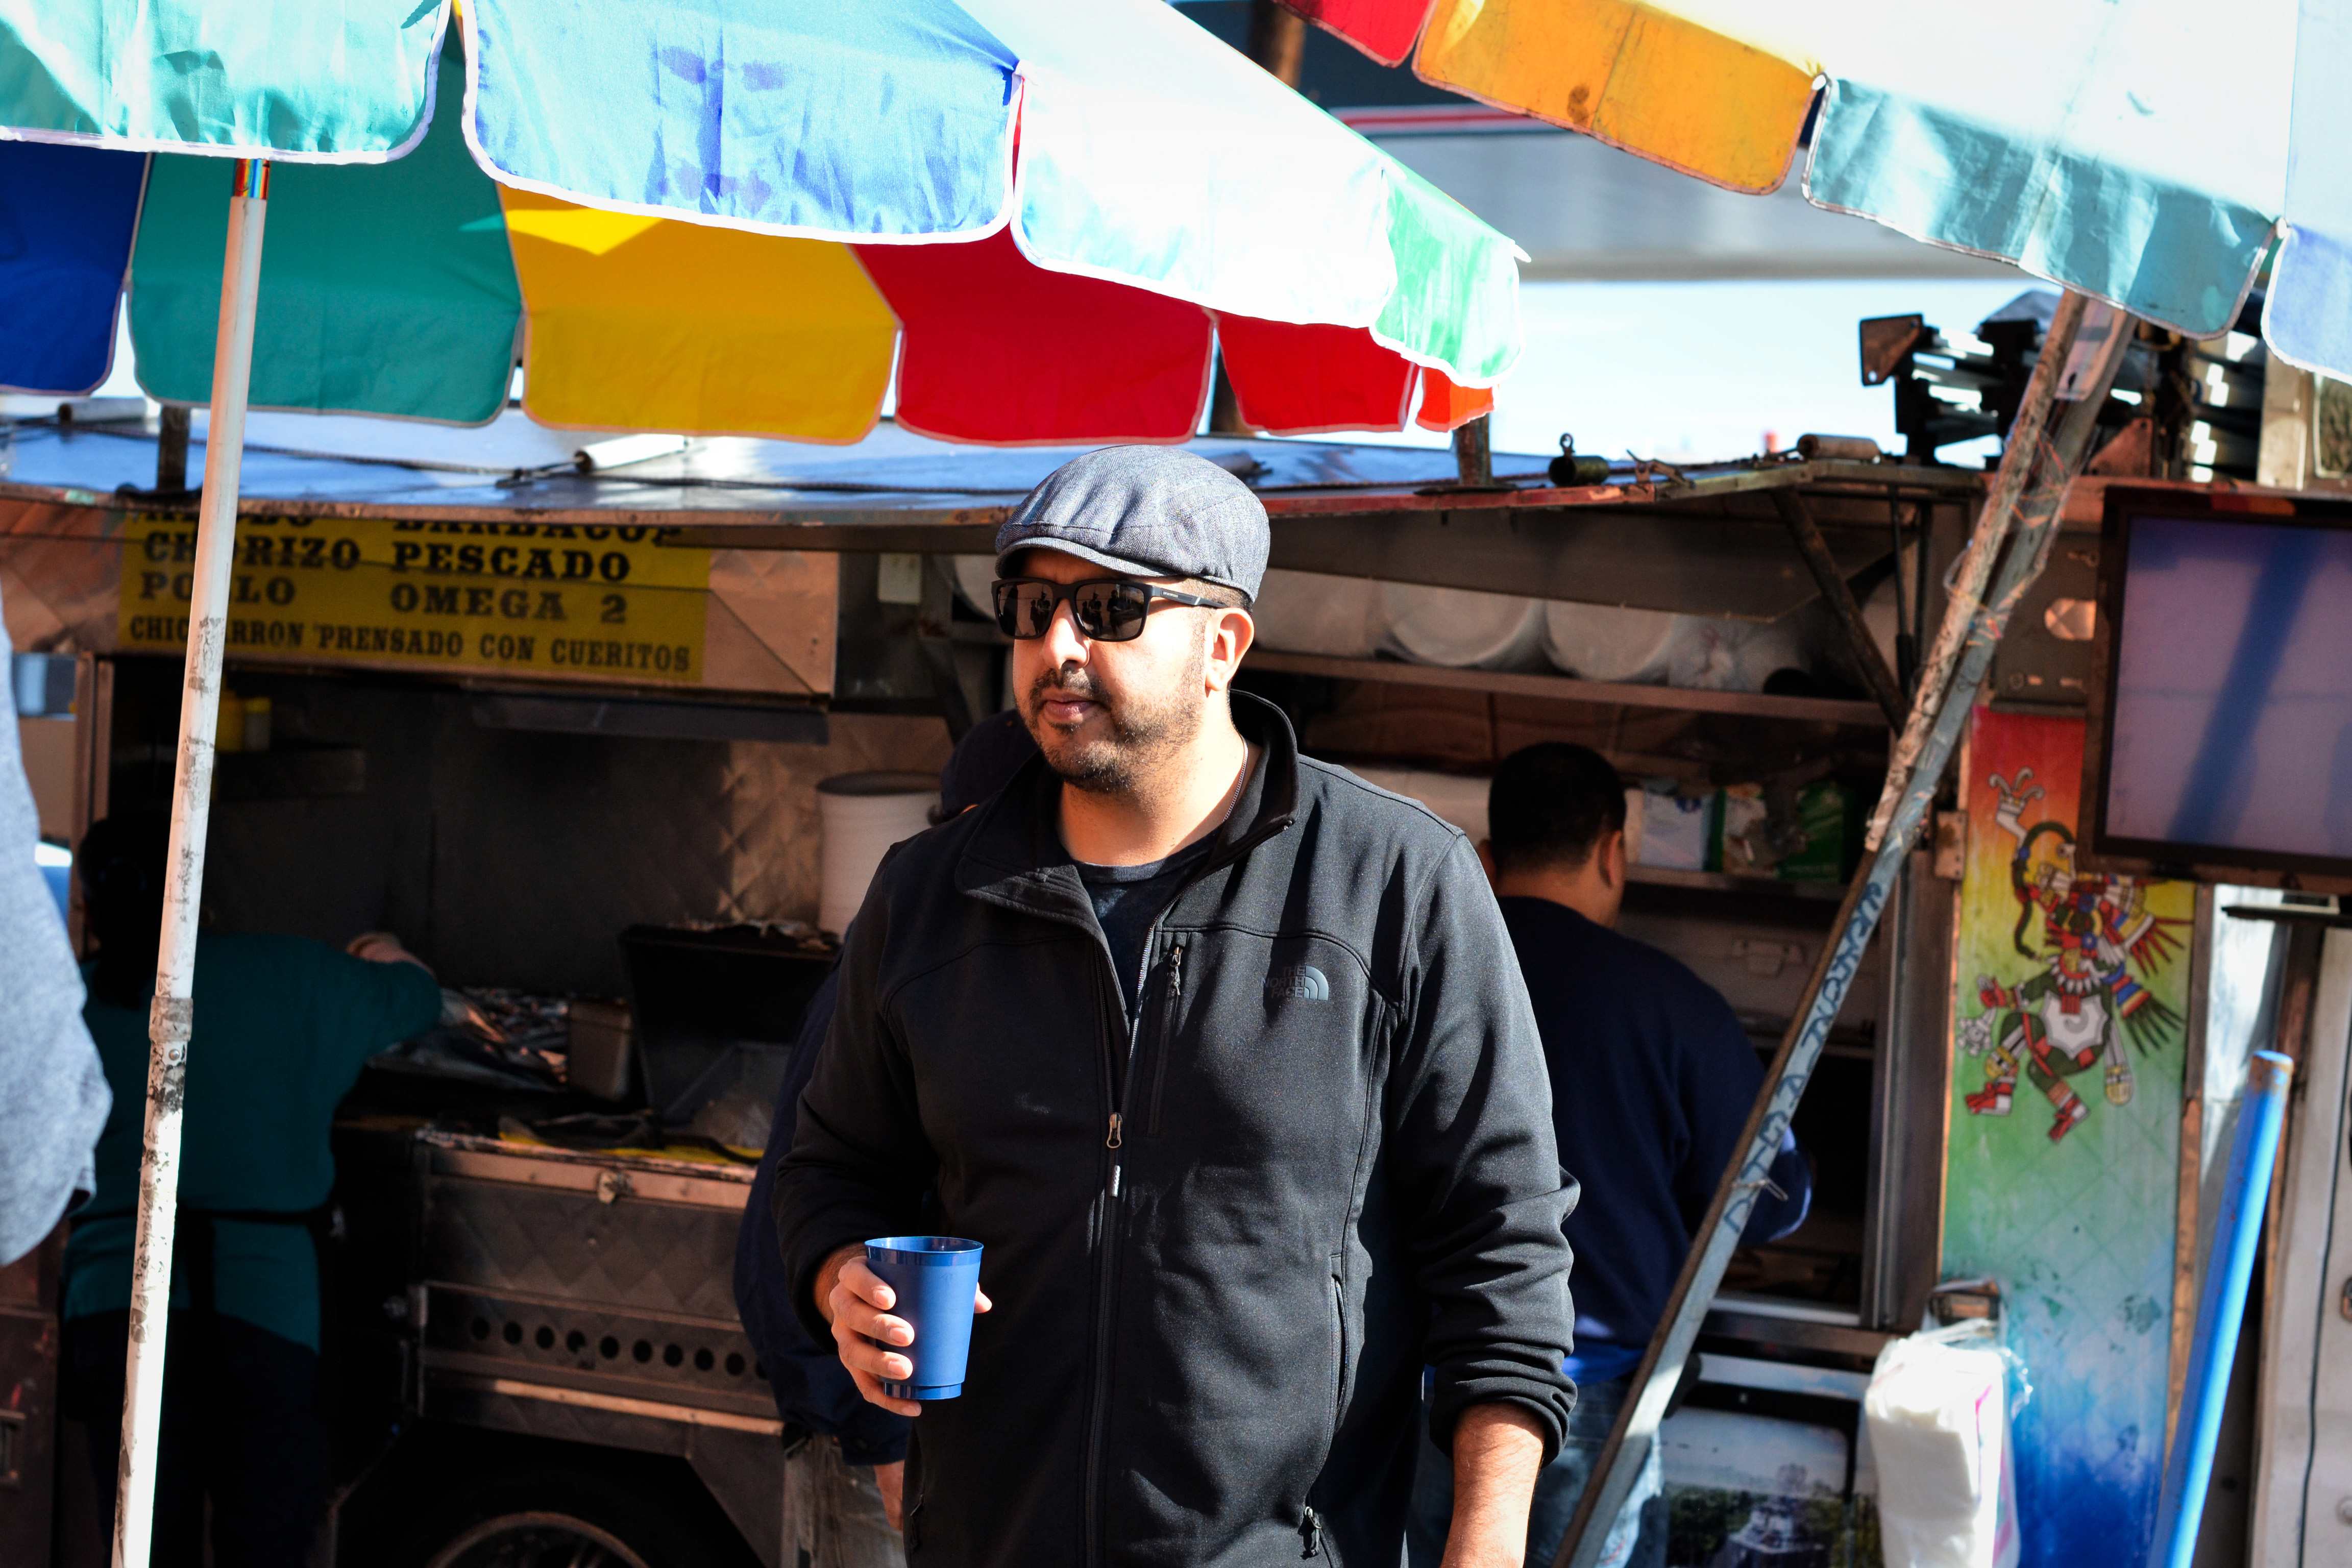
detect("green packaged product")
[1779,779,1864,882]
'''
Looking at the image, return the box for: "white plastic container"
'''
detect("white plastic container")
[1665,615,1812,692]
[1380,583,1547,671]
[817,772,939,937]
[1636,786,1717,870]
[1864,1325,2020,1568]
[1250,569,1388,659]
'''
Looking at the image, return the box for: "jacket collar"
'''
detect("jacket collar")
[954,691,1301,920]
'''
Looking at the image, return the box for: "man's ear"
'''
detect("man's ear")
[1204,607,1255,694]
[1599,828,1628,889]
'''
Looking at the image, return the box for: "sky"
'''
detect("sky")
[1378,276,2044,465]
[67,276,2039,467]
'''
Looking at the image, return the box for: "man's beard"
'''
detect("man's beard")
[1022,642,1205,797]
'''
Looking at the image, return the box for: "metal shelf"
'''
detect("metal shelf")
[1244,648,1888,727]
[1628,864,1846,901]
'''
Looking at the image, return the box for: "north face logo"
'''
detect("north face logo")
[1267,964,1330,1001]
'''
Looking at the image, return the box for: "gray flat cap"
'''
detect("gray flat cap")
[995,447,1268,602]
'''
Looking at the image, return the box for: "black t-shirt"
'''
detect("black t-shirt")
[1077,839,1212,1023]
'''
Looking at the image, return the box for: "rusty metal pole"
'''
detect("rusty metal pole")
[112,157,268,1568]
[1244,0,1306,83]
[1452,413,1494,486]
[1865,291,2087,848]
[154,406,190,494]
[1554,292,2128,1568]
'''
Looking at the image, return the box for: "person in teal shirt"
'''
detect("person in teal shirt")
[63,814,444,1568]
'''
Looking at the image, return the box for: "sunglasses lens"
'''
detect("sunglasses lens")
[993,581,1055,639]
[992,580,1155,641]
[1074,582,1150,642]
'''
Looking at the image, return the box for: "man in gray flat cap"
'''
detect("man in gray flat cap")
[777,446,1575,1568]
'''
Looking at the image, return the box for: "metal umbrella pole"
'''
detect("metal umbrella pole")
[1556,292,2127,1568]
[112,156,271,1568]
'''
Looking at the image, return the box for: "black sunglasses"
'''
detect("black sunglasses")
[991,577,1225,642]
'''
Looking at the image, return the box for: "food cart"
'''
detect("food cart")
[5,275,2347,1568]
[3,5,2345,1564]
[0,390,1989,1564]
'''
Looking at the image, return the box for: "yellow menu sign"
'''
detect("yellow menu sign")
[119,513,712,683]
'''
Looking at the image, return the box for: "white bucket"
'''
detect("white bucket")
[1380,582,1547,671]
[818,772,939,937]
[1251,569,1388,659]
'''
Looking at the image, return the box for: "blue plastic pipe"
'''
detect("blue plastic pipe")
[2149,1049,2295,1568]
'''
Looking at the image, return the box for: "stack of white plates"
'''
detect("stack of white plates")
[1250,569,1388,659]
[1380,583,1548,671]
[1544,601,1820,693]
[951,555,997,618]
[1540,603,1683,684]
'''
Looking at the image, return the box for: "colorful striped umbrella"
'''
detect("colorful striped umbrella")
[0,0,1525,442]
[1279,0,2352,382]
[0,9,1532,1567]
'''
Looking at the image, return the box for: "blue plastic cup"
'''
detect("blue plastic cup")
[864,1236,985,1400]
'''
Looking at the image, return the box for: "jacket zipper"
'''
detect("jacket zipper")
[1079,834,1228,1565]
[1295,1272,1346,1557]
[1083,918,1196,1567]
[1081,937,1149,1568]
[1146,942,1185,1135]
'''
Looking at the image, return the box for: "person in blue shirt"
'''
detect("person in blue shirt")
[1408,743,1812,1568]
[62,813,446,1568]
[0,601,109,1268]
[734,710,1036,1568]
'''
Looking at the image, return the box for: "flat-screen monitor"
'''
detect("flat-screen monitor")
[2086,487,2352,890]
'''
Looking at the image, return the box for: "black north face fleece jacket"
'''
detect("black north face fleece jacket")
[777,695,1575,1567]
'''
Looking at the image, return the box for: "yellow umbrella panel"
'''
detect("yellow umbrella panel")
[501,189,900,444]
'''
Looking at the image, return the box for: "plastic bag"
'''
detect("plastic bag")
[1864,1321,2020,1568]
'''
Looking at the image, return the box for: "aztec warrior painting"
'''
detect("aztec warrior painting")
[1634,708,2192,1568]
[1956,761,2185,1142]
[1943,707,2195,1568]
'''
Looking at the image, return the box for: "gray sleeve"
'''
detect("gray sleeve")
[0,610,112,1268]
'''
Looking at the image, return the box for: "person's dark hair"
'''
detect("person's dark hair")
[77,814,171,1008]
[1172,575,1251,611]
[1487,743,1627,875]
